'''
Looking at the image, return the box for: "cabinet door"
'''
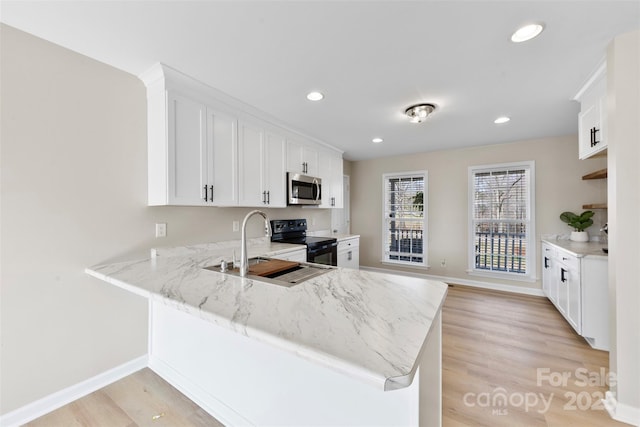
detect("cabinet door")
[338,238,359,269]
[541,244,557,304]
[318,151,333,208]
[557,263,569,316]
[237,119,265,206]
[318,151,344,208]
[277,249,307,263]
[206,108,238,205]
[302,145,318,176]
[565,265,582,334]
[287,140,318,176]
[287,140,305,174]
[578,75,606,160]
[167,92,207,205]
[330,154,344,208]
[264,131,286,207]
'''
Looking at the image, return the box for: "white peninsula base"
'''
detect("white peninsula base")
[149,301,442,427]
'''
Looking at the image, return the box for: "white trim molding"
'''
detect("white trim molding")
[361,266,545,297]
[0,356,148,427]
[604,391,640,427]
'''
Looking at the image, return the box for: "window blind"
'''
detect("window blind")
[383,173,427,266]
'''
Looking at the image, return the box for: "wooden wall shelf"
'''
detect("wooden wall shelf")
[583,203,608,209]
[582,169,608,180]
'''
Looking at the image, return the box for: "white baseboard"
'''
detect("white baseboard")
[0,355,148,427]
[604,391,640,426]
[360,266,545,297]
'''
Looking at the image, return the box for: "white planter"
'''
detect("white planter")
[570,231,589,242]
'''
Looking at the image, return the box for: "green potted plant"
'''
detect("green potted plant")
[560,210,594,242]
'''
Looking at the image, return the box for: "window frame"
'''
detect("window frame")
[467,161,536,282]
[381,170,428,268]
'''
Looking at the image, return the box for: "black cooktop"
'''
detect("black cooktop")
[270,219,336,248]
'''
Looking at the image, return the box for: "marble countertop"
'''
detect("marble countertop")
[542,238,608,258]
[86,239,448,391]
[331,233,360,242]
[308,232,360,242]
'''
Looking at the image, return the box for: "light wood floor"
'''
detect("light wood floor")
[443,285,624,427]
[27,285,625,427]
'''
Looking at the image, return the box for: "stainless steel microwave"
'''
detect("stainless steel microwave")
[287,173,321,205]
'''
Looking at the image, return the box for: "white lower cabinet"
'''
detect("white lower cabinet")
[541,243,558,306]
[541,241,608,350]
[275,248,307,263]
[337,237,359,269]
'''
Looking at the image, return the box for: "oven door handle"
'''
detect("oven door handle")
[307,241,338,255]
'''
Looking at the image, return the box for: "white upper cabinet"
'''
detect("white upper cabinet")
[148,90,237,206]
[140,63,341,207]
[206,107,238,206]
[238,119,265,206]
[263,130,287,207]
[575,63,607,160]
[165,92,207,205]
[237,119,286,207]
[318,150,344,208]
[287,139,318,176]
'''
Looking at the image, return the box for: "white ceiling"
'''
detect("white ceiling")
[1,1,638,160]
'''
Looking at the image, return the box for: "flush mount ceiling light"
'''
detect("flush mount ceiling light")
[494,116,511,124]
[372,137,383,144]
[306,91,324,101]
[511,23,544,43]
[404,103,436,123]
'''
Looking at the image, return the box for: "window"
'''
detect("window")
[382,171,427,267]
[469,162,535,280]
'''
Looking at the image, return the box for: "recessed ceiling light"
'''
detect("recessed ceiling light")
[494,116,511,124]
[306,91,324,101]
[372,138,383,144]
[511,23,544,43]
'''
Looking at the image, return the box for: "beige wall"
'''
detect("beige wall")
[351,135,607,290]
[606,29,640,418]
[0,24,330,414]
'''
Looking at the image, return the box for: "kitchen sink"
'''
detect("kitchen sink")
[204,257,333,287]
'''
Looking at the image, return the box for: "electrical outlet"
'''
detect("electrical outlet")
[155,223,167,238]
[233,220,239,232]
[440,259,446,267]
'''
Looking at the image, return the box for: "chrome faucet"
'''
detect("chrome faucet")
[240,210,272,277]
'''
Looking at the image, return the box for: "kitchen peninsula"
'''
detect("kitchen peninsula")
[86,239,448,426]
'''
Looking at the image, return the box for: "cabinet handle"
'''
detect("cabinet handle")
[544,257,549,269]
[267,191,270,204]
[203,185,208,202]
[348,251,352,261]
[561,268,567,283]
[209,185,214,201]
[562,257,569,261]
[262,191,266,204]
[593,127,600,146]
